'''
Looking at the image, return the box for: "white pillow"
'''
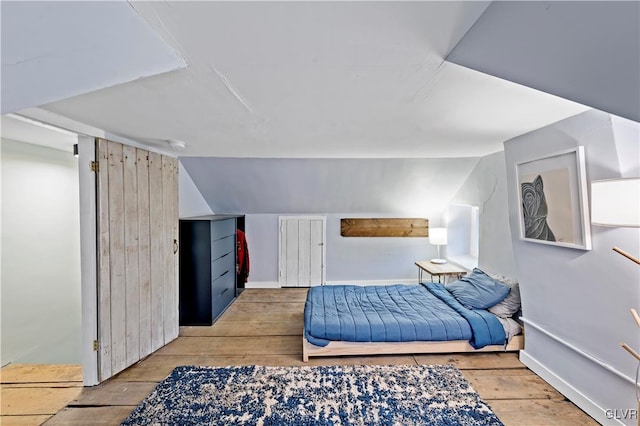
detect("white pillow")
[488,284,520,318]
[487,273,521,318]
[496,316,523,341]
[488,273,518,287]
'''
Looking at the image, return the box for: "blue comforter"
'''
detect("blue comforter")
[304,283,505,349]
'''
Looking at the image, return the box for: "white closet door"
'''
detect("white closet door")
[309,219,324,286]
[279,217,325,287]
[96,139,178,382]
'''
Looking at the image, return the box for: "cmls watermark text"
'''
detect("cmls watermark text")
[606,409,638,420]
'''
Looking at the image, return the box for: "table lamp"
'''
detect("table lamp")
[429,228,448,264]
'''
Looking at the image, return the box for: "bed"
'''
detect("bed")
[302,270,524,361]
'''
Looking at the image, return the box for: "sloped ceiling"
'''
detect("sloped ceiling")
[38,1,588,158]
[1,1,186,114]
[179,157,479,216]
[447,1,640,123]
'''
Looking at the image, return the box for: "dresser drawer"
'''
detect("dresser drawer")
[211,235,234,259]
[211,251,235,280]
[210,218,236,241]
[212,268,234,290]
[212,272,235,319]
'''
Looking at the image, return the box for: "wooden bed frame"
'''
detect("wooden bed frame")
[302,334,524,362]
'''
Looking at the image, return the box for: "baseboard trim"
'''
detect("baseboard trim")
[324,279,418,286]
[520,317,634,385]
[245,281,280,289]
[520,351,620,426]
[246,279,419,288]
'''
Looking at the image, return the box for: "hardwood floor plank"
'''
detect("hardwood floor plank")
[303,355,418,367]
[414,352,525,370]
[487,399,599,426]
[180,321,302,337]
[223,311,303,323]
[1,388,82,416]
[154,336,302,356]
[0,364,82,384]
[113,354,419,382]
[69,381,157,406]
[42,406,135,425]
[465,369,565,400]
[220,308,303,323]
[0,415,53,426]
[1,382,82,389]
[236,288,308,303]
[222,301,304,315]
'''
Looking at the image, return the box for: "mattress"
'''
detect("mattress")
[303,283,506,349]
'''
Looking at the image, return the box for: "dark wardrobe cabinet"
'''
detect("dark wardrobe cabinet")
[179,216,238,325]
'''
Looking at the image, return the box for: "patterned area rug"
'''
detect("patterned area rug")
[121,364,503,425]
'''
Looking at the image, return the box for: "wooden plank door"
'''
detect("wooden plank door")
[96,139,178,381]
[279,217,325,287]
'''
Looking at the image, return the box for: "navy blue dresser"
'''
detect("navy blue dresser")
[179,216,238,325]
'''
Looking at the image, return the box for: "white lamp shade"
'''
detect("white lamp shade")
[429,228,448,245]
[591,178,640,227]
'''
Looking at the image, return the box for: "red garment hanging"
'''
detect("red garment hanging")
[237,229,250,283]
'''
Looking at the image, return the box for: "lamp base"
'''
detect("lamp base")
[430,258,448,264]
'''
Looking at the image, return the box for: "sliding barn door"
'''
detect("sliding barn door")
[279,216,325,287]
[96,138,178,381]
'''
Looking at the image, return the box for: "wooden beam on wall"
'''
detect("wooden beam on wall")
[340,218,429,237]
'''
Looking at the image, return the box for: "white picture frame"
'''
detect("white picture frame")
[516,146,591,250]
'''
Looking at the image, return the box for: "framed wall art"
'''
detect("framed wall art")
[516,146,591,250]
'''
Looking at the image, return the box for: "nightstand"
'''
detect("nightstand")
[415,260,467,284]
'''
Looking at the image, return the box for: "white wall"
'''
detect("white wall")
[450,151,517,277]
[447,205,472,258]
[184,157,477,286]
[1,138,82,364]
[325,214,438,283]
[244,214,280,284]
[504,110,640,425]
[245,213,443,285]
[446,204,479,270]
[178,161,213,218]
[611,115,640,177]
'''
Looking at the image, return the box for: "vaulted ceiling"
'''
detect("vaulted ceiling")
[3,1,636,216]
[4,1,591,158]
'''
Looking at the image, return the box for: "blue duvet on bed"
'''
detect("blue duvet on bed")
[304,283,505,349]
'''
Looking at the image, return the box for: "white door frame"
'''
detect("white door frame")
[278,216,327,287]
[77,136,99,386]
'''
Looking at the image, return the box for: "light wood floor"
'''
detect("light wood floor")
[1,288,597,425]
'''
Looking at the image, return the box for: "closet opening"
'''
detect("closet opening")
[1,114,84,383]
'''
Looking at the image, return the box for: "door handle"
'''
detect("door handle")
[173,239,179,254]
